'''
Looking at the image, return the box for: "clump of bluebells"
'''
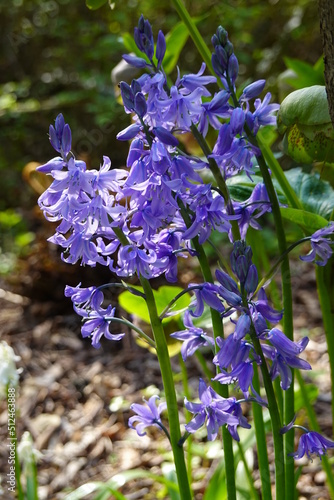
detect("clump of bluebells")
[37,14,334,498]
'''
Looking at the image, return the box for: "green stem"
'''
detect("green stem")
[255,151,292,500]
[250,331,285,500]
[251,367,273,500]
[179,354,193,490]
[192,240,236,500]
[140,277,192,500]
[105,316,156,348]
[315,265,334,436]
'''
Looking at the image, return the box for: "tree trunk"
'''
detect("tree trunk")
[318,0,334,128]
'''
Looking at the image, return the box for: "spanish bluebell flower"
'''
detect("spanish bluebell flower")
[291,432,334,460]
[264,345,311,390]
[182,185,231,244]
[185,379,240,441]
[111,244,157,279]
[170,311,214,360]
[122,53,149,69]
[240,80,266,101]
[65,283,101,311]
[213,335,262,400]
[198,89,231,136]
[49,113,72,157]
[155,84,207,131]
[190,283,225,317]
[211,127,257,180]
[231,183,272,239]
[180,63,216,96]
[248,93,280,134]
[134,15,155,62]
[129,395,167,437]
[300,222,334,266]
[67,286,124,348]
[281,418,334,460]
[155,30,166,68]
[261,330,311,390]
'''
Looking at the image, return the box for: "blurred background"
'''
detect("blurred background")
[0,0,324,285]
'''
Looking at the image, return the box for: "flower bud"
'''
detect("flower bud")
[156,30,166,68]
[228,54,239,84]
[134,92,147,118]
[153,126,179,146]
[241,80,266,101]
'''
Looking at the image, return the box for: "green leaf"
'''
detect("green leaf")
[284,168,334,219]
[85,0,108,10]
[163,23,190,74]
[65,469,179,500]
[278,86,331,129]
[283,57,324,89]
[280,207,328,234]
[118,285,191,324]
[277,86,334,164]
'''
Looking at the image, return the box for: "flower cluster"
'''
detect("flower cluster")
[36,15,334,464]
[173,242,311,401]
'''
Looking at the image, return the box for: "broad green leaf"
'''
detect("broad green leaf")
[226,174,260,201]
[119,285,190,355]
[163,21,194,74]
[283,57,324,89]
[118,286,150,323]
[119,285,190,324]
[85,0,108,10]
[280,207,328,234]
[277,86,334,164]
[284,168,334,219]
[278,86,331,129]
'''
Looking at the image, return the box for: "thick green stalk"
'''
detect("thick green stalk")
[179,354,193,490]
[315,265,334,436]
[140,277,192,500]
[250,333,285,500]
[254,151,293,500]
[190,237,237,500]
[252,367,273,500]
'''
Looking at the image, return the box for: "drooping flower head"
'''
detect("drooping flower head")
[184,378,241,441]
[300,222,334,266]
[129,395,167,437]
